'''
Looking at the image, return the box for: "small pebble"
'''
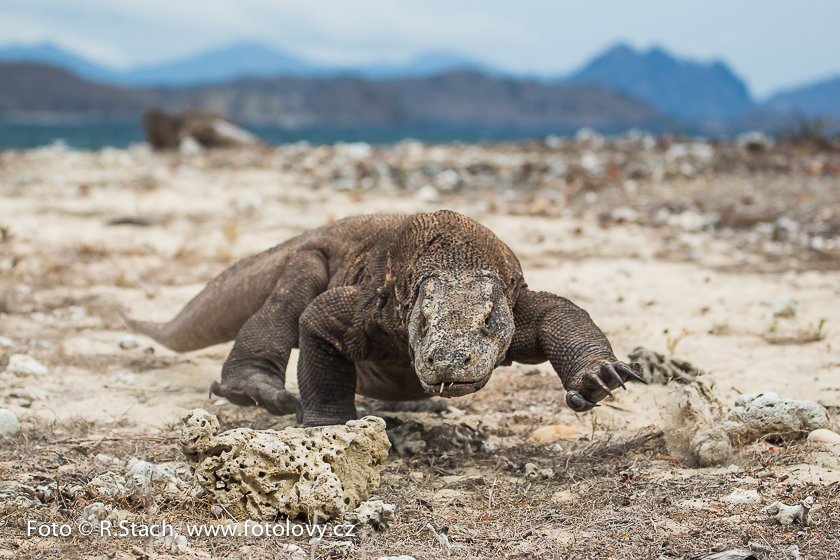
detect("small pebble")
[5,354,48,376]
[723,488,761,506]
[117,334,140,350]
[808,428,840,445]
[821,456,840,470]
[0,336,14,348]
[524,463,554,480]
[95,453,123,467]
[528,424,580,443]
[415,185,440,203]
[0,408,20,437]
[772,298,797,318]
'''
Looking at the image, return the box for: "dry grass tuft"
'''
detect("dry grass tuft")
[763,318,828,345]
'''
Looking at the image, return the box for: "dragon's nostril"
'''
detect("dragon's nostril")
[426,356,434,366]
[463,356,471,365]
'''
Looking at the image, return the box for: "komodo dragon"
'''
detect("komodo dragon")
[125,210,645,426]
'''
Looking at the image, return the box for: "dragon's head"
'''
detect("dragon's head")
[408,271,515,397]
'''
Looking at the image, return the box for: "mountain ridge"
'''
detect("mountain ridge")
[0,62,667,130]
[564,43,753,121]
[2,42,839,123]
[0,43,120,83]
[764,75,840,118]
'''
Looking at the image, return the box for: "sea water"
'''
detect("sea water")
[0,120,587,150]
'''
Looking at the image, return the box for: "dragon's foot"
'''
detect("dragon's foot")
[566,361,646,412]
[209,373,303,423]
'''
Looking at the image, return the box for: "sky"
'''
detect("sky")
[1,0,839,98]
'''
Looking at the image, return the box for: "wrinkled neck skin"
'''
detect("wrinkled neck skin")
[407,270,515,398]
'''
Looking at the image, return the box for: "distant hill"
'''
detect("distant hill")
[0,62,665,130]
[763,76,840,118]
[565,44,753,121]
[0,63,153,118]
[0,43,120,83]
[169,70,666,128]
[5,42,840,129]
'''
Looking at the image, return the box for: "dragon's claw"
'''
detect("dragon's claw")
[587,371,614,398]
[567,359,648,411]
[602,362,626,390]
[618,362,648,384]
[566,390,600,412]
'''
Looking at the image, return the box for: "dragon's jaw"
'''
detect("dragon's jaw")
[417,377,493,398]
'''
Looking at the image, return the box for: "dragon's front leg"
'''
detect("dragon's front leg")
[507,288,646,411]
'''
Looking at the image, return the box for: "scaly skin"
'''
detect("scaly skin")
[125,211,645,426]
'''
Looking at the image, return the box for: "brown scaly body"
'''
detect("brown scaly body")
[125,210,645,426]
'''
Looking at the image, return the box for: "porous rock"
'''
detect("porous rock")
[667,375,830,466]
[180,409,390,520]
[720,393,830,444]
[0,408,20,437]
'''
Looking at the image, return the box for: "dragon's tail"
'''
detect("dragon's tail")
[122,240,296,352]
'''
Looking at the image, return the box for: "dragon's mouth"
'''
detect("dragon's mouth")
[419,379,484,398]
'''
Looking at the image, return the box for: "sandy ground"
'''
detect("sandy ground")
[1,142,839,559]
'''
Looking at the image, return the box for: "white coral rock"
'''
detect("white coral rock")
[720,393,829,443]
[180,409,390,520]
